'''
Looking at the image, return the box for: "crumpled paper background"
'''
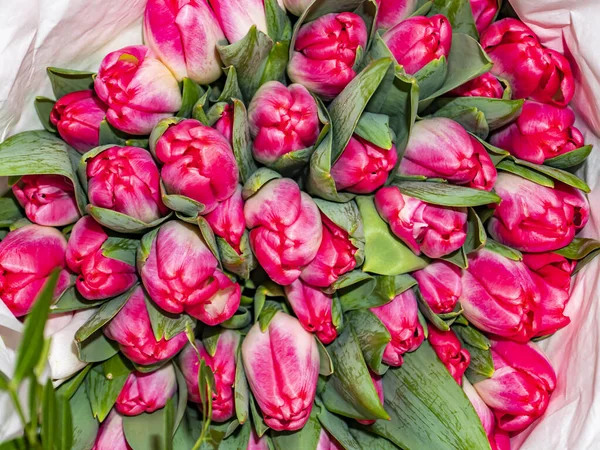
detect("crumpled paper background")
[0,0,599,447]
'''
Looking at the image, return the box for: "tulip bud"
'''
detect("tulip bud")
[523,253,575,293]
[375,0,418,30]
[470,0,499,34]
[154,119,239,214]
[247,428,270,449]
[532,48,575,107]
[428,327,470,385]
[204,185,245,252]
[86,146,168,223]
[214,103,234,144]
[0,225,70,317]
[316,429,345,450]
[449,73,504,99]
[463,378,495,438]
[370,290,424,366]
[399,118,497,191]
[282,0,312,16]
[12,175,80,226]
[244,178,322,285]
[66,217,137,300]
[185,270,242,326]
[413,261,462,314]
[474,340,556,432]
[382,14,452,75]
[115,365,177,416]
[242,312,320,430]
[356,372,384,425]
[488,173,589,252]
[248,81,320,167]
[490,101,584,164]
[143,0,225,84]
[49,90,107,153]
[104,286,188,365]
[92,410,131,450]
[288,13,368,100]
[208,0,268,43]
[94,45,182,135]
[375,186,468,258]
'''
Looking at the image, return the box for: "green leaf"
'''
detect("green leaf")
[86,354,132,422]
[496,159,555,188]
[554,238,600,260]
[268,146,315,176]
[232,99,259,184]
[544,145,592,169]
[77,331,120,363]
[393,181,501,207]
[453,325,494,379]
[123,407,171,450]
[258,301,283,332]
[432,97,523,133]
[441,246,468,269]
[69,383,100,450]
[47,67,95,98]
[414,57,449,100]
[165,398,176,450]
[101,237,138,266]
[464,208,487,254]
[250,395,270,438]
[220,306,253,329]
[0,196,24,227]
[354,112,394,150]
[347,309,391,375]
[416,289,450,332]
[42,379,59,450]
[315,401,363,450]
[218,233,257,280]
[99,119,128,146]
[512,158,591,193]
[271,407,321,450]
[177,78,205,118]
[429,0,478,38]
[241,167,281,200]
[145,295,195,341]
[265,0,292,41]
[234,348,250,425]
[51,286,106,313]
[316,338,334,376]
[485,239,523,261]
[87,204,171,234]
[216,66,244,103]
[34,96,57,133]
[55,365,92,400]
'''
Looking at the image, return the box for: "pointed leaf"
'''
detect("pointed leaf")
[544,145,592,169]
[47,67,95,98]
[393,181,501,207]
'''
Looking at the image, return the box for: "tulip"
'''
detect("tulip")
[66,217,137,300]
[204,185,245,252]
[12,174,80,226]
[288,13,368,100]
[208,0,267,43]
[357,372,384,425]
[375,0,417,30]
[244,178,322,285]
[474,340,556,432]
[94,45,182,135]
[242,312,320,430]
[470,0,498,34]
[143,0,225,84]
[282,0,312,16]
[247,428,270,450]
[104,286,188,365]
[399,118,497,191]
[178,332,239,421]
[375,186,468,259]
[92,410,131,450]
[523,253,575,293]
[0,225,70,317]
[316,429,345,450]
[185,270,241,326]
[531,48,575,107]
[413,261,462,314]
[488,173,589,252]
[86,146,168,223]
[382,14,452,75]
[449,73,504,98]
[461,248,541,342]
[331,136,397,194]
[49,90,107,153]
[214,103,233,143]
[154,119,239,214]
[490,101,584,164]
[300,214,358,287]
[370,290,424,366]
[428,327,470,384]
[115,365,177,416]
[248,81,320,167]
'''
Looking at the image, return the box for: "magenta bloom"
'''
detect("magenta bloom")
[450,73,504,98]
[428,327,470,385]
[92,410,131,450]
[413,261,462,314]
[12,174,80,226]
[208,0,267,43]
[316,429,345,450]
[375,0,417,30]
[115,364,177,416]
[470,0,498,33]
[214,103,233,143]
[204,185,245,252]
[49,90,107,153]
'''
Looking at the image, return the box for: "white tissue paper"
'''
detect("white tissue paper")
[0,0,599,447]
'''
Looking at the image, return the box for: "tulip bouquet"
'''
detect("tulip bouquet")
[0,0,598,449]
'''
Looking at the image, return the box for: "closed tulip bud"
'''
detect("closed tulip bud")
[204,185,245,252]
[104,286,188,365]
[399,118,497,191]
[92,410,131,450]
[0,225,70,317]
[143,0,225,84]
[154,119,239,214]
[94,45,182,135]
[288,13,368,100]
[214,103,234,143]
[282,0,312,16]
[370,290,424,366]
[247,428,270,449]
[532,49,575,107]
[316,429,345,450]
[357,372,384,425]
[248,81,320,167]
[116,365,177,416]
[208,0,267,43]
[382,14,452,75]
[428,327,470,385]
[488,173,589,252]
[86,146,168,223]
[523,253,575,293]
[413,261,462,314]
[49,90,107,153]
[12,175,80,226]
[490,101,584,164]
[375,0,417,30]
[450,73,504,99]
[242,312,320,430]
[470,0,498,34]
[244,178,322,285]
[66,217,137,300]
[375,186,468,259]
[185,270,241,326]
[474,340,556,432]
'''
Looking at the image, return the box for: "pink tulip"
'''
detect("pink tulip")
[488,173,589,252]
[244,178,322,285]
[375,186,468,258]
[247,428,270,449]
[382,14,452,75]
[242,312,319,431]
[49,90,107,153]
[248,81,320,166]
[12,175,80,226]
[143,0,225,84]
[154,119,239,214]
[185,270,241,326]
[470,0,498,34]
[449,73,504,98]
[104,286,188,365]
[204,185,245,252]
[214,103,233,143]
[375,0,417,30]
[370,290,424,366]
[178,332,239,422]
[92,410,131,450]
[399,118,497,191]
[115,365,177,416]
[86,146,168,223]
[282,0,313,16]
[66,217,137,300]
[208,0,267,43]
[523,253,575,294]
[413,261,462,314]
[0,225,70,317]
[357,372,384,425]
[531,48,575,107]
[428,327,470,385]
[490,101,584,164]
[94,45,182,135]
[300,214,358,287]
[474,340,556,432]
[288,13,368,100]
[331,136,397,194]
[316,429,345,450]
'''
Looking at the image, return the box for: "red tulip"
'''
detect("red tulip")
[413,261,462,314]
[450,73,504,99]
[208,0,267,43]
[428,327,470,385]
[470,0,498,34]
[115,365,177,415]
[375,0,417,30]
[204,185,245,252]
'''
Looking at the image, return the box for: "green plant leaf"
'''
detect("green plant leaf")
[496,159,555,188]
[555,238,600,260]
[485,239,523,261]
[354,112,394,150]
[414,57,448,100]
[101,237,138,266]
[177,78,204,118]
[0,196,24,227]
[271,407,322,450]
[87,204,172,234]
[433,97,523,132]
[428,0,478,38]
[77,331,120,363]
[86,354,132,422]
[512,158,591,193]
[34,96,57,133]
[55,365,92,400]
[217,233,257,280]
[241,167,281,200]
[347,309,391,375]
[42,379,58,450]
[47,67,95,98]
[145,295,195,342]
[393,181,501,207]
[98,119,128,146]
[233,348,250,425]
[316,337,334,376]
[464,208,487,254]
[215,66,244,103]
[69,383,100,450]
[453,325,494,379]
[416,289,450,332]
[51,286,106,313]
[232,99,259,184]
[544,145,592,169]
[123,406,171,450]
